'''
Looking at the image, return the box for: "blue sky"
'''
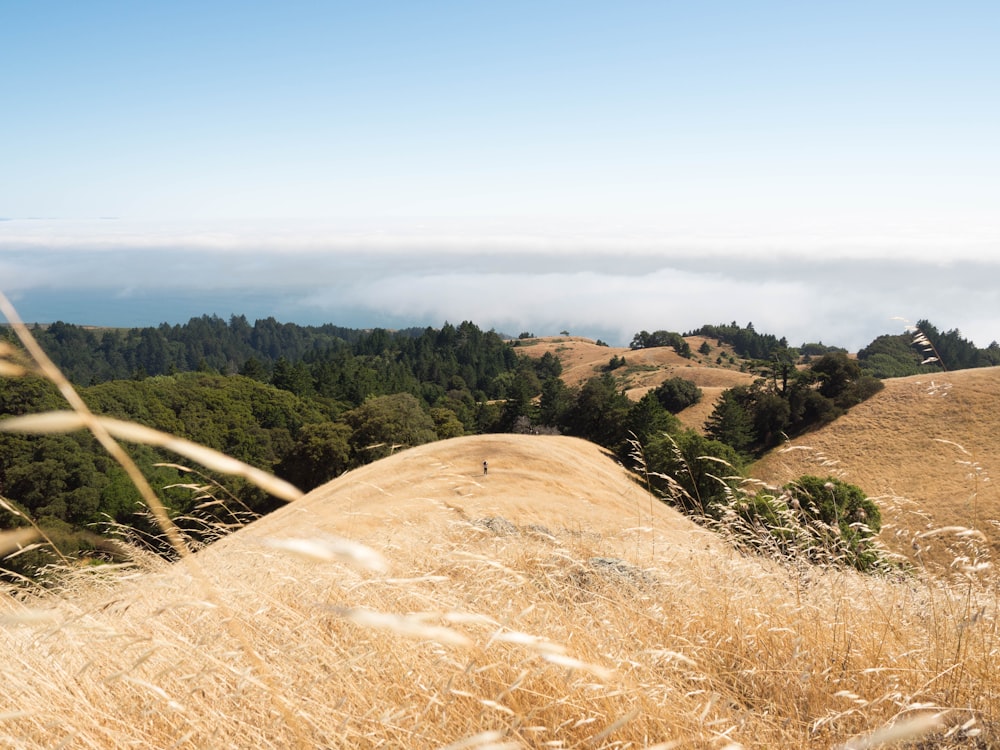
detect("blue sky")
[2,1,998,349]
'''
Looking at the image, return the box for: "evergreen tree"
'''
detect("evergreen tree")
[276,422,352,492]
[538,377,573,428]
[624,393,679,450]
[643,430,743,516]
[705,387,755,455]
[564,374,631,451]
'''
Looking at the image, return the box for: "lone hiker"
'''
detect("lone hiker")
[483,460,488,476]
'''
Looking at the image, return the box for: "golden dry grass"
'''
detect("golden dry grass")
[751,367,1000,567]
[515,336,754,431]
[0,434,996,748]
[4,310,1000,748]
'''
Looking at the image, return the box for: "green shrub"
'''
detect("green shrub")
[653,377,702,413]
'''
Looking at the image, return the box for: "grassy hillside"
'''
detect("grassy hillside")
[515,336,755,430]
[519,339,1000,568]
[751,367,1000,567]
[3,312,998,747]
[1,434,995,747]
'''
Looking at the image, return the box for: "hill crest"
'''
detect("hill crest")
[514,335,755,430]
[224,433,719,553]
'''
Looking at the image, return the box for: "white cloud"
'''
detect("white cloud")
[1,217,998,265]
[298,265,979,350]
[2,219,998,350]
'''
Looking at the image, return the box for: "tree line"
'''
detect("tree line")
[857,319,1000,377]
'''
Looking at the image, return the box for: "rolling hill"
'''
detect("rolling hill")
[515,336,756,430]
[227,433,707,548]
[751,366,1000,565]
[518,336,1000,565]
[2,432,996,747]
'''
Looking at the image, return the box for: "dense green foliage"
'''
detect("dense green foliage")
[785,475,881,537]
[640,430,744,516]
[629,329,692,358]
[25,316,367,384]
[10,317,528,397]
[0,372,329,570]
[685,321,789,360]
[733,476,885,571]
[858,320,1000,378]
[856,334,928,378]
[342,393,439,463]
[653,377,703,413]
[705,352,883,457]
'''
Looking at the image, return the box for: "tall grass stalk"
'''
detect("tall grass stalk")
[0,292,312,747]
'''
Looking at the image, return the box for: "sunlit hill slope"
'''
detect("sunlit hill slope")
[2,431,997,747]
[3,324,1000,747]
[519,336,1000,565]
[751,366,1000,565]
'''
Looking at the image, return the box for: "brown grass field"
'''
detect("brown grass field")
[751,367,1000,567]
[515,336,755,431]
[0,432,996,748]
[2,322,999,747]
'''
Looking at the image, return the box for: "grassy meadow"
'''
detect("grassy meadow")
[1,315,998,748]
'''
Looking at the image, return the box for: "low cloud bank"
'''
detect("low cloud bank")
[1,220,998,351]
[2,217,998,263]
